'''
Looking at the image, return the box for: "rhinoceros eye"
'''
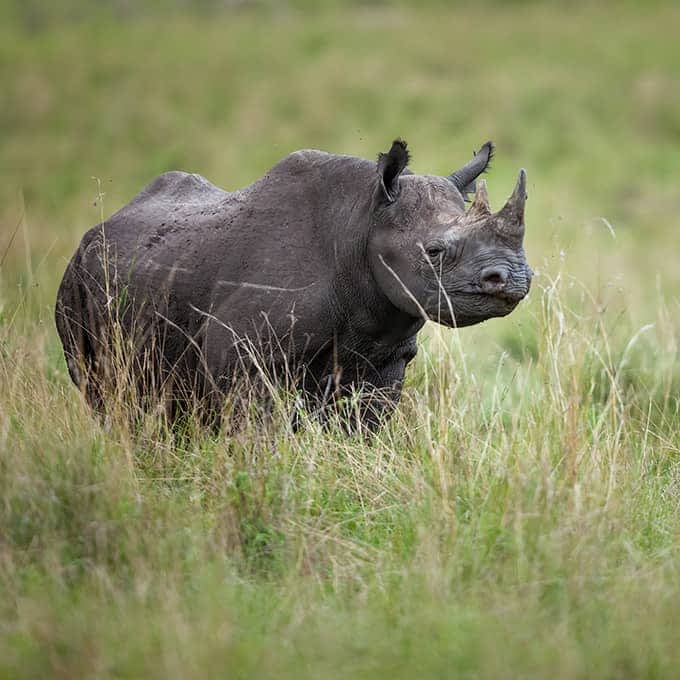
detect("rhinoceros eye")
[424,242,446,259]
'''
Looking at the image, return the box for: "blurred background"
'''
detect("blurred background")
[2,4,680,675]
[1,0,679,365]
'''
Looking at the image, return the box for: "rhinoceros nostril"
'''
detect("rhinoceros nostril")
[481,267,508,291]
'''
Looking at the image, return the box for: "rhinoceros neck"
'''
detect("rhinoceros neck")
[274,151,424,345]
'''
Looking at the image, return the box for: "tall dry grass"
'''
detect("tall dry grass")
[1,251,678,676]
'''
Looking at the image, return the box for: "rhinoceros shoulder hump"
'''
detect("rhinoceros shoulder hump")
[139,171,227,203]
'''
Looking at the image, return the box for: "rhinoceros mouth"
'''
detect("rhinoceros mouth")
[425,290,524,328]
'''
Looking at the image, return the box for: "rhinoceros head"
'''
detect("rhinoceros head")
[368,139,532,328]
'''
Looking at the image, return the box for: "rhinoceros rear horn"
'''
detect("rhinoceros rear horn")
[496,169,527,236]
[448,141,494,201]
[468,178,492,218]
[377,139,410,203]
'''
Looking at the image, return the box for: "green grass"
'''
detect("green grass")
[1,1,679,677]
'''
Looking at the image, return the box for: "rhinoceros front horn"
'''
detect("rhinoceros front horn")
[496,169,527,236]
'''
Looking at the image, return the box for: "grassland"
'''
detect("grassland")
[1,1,679,677]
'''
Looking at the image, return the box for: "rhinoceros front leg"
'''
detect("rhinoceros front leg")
[299,344,417,433]
[353,359,410,432]
[354,338,419,432]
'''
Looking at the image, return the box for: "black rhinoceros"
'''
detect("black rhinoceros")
[55,139,532,429]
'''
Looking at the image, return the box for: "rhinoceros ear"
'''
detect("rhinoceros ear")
[377,139,410,203]
[448,141,494,202]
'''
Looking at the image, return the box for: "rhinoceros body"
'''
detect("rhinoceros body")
[55,140,532,428]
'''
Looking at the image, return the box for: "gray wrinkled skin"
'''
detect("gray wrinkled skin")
[55,140,532,430]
